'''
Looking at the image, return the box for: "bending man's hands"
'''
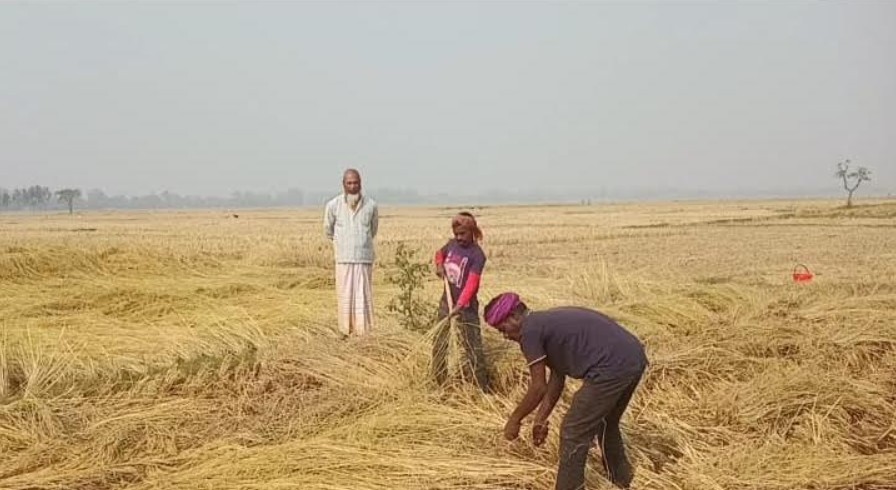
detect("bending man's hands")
[532,421,549,446]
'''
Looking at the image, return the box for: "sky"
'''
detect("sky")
[1,1,894,198]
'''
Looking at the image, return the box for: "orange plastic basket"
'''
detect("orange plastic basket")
[792,264,814,283]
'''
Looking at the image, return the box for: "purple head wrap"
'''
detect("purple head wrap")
[485,292,521,327]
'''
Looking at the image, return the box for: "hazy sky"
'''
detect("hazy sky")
[2,1,894,197]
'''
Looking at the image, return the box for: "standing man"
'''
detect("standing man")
[324,168,379,337]
[484,292,648,490]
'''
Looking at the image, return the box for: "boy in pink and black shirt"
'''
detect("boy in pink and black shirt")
[432,212,492,393]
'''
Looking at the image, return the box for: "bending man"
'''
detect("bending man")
[484,292,648,490]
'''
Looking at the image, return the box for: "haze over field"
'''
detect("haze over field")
[2,2,895,203]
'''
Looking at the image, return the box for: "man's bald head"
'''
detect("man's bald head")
[342,168,362,195]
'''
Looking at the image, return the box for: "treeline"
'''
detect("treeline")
[0,186,317,212]
[0,185,487,212]
[0,186,442,212]
[0,186,57,210]
[83,188,310,210]
[3,183,876,213]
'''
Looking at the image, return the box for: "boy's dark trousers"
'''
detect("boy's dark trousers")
[555,367,644,490]
[431,297,492,393]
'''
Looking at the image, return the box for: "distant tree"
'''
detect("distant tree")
[55,188,82,214]
[25,185,52,209]
[41,186,52,207]
[277,187,305,206]
[8,186,51,210]
[133,193,163,209]
[86,188,108,209]
[835,159,872,208]
[24,187,36,207]
[0,188,9,210]
[160,190,188,208]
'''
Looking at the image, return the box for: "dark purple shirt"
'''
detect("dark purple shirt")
[519,307,647,380]
[439,240,486,305]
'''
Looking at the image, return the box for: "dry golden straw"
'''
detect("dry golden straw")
[1,201,894,489]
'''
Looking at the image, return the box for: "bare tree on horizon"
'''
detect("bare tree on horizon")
[835,159,872,208]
